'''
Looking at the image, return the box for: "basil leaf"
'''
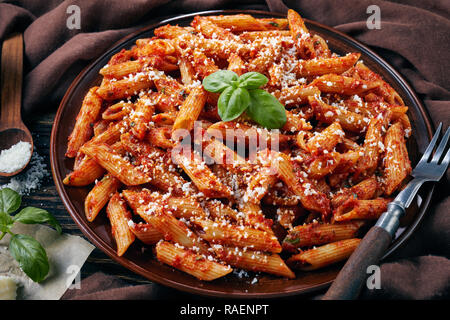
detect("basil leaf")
[0,211,13,233]
[246,89,287,129]
[203,70,238,93]
[218,87,250,122]
[0,188,21,214]
[14,207,62,234]
[9,234,49,283]
[238,72,268,89]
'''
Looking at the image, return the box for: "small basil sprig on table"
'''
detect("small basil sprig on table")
[0,188,61,283]
[202,70,287,129]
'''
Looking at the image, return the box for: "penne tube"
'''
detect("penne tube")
[99,60,144,79]
[238,201,274,233]
[96,73,154,101]
[122,188,207,220]
[273,85,320,107]
[204,200,242,222]
[172,148,232,199]
[154,76,185,106]
[227,53,246,76]
[193,219,281,253]
[120,133,185,193]
[106,193,135,256]
[66,87,103,157]
[89,119,128,146]
[282,221,364,251]
[296,53,360,77]
[310,74,380,96]
[239,30,291,42]
[128,222,162,245]
[305,152,341,179]
[179,57,196,85]
[146,126,175,149]
[309,95,368,133]
[80,142,152,186]
[207,14,285,32]
[353,114,388,179]
[63,156,105,186]
[172,86,207,134]
[84,174,121,222]
[273,152,331,220]
[152,112,177,126]
[130,96,156,140]
[263,188,301,206]
[214,246,295,279]
[243,166,278,204]
[138,207,210,255]
[287,238,361,271]
[282,110,313,133]
[191,49,220,79]
[155,25,251,59]
[306,122,345,154]
[206,121,291,150]
[201,135,252,173]
[287,9,315,59]
[102,101,133,121]
[93,119,111,137]
[275,205,306,229]
[311,34,331,58]
[353,62,404,105]
[383,122,412,195]
[333,197,391,222]
[192,16,241,42]
[331,176,378,208]
[156,241,232,281]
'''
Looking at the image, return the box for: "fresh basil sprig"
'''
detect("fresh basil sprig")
[202,71,287,129]
[0,188,61,283]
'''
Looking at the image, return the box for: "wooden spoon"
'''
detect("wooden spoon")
[0,33,33,177]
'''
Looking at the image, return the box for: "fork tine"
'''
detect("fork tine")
[431,126,450,163]
[420,123,442,163]
[441,146,450,167]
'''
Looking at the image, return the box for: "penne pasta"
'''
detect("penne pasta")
[333,197,391,222]
[383,122,412,195]
[106,193,135,256]
[128,222,162,245]
[156,241,232,281]
[85,174,121,222]
[283,221,364,251]
[287,238,361,270]
[193,219,282,253]
[172,86,207,134]
[66,87,103,157]
[214,246,295,278]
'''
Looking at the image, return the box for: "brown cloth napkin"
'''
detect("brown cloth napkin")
[1,0,448,300]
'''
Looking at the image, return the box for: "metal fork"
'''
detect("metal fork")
[323,123,450,300]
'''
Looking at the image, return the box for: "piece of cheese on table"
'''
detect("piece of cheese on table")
[0,276,17,300]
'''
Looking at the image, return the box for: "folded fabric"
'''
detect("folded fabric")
[1,0,448,300]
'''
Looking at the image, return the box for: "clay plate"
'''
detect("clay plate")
[50,10,434,298]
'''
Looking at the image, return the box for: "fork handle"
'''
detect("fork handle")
[322,226,392,300]
[323,203,405,300]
